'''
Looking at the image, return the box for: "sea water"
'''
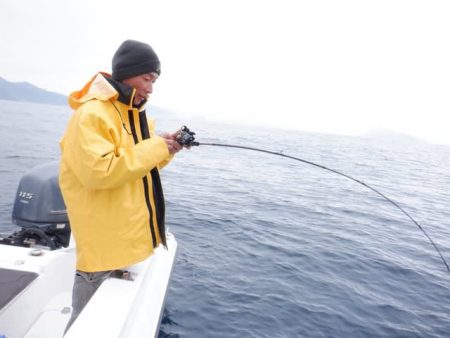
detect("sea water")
[1,100,449,337]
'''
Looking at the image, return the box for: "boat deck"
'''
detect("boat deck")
[0,233,177,338]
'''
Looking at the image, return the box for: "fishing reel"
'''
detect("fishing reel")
[176,125,199,147]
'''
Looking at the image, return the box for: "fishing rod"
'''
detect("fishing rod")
[176,126,450,274]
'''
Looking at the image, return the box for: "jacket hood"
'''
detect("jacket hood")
[68,73,118,110]
[68,72,144,110]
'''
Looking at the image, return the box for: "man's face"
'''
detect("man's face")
[122,72,159,106]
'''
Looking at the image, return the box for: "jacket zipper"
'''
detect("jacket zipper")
[128,110,158,248]
[138,111,167,248]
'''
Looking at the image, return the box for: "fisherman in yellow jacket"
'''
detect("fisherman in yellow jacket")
[60,40,184,331]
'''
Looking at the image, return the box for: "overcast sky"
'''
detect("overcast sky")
[1,0,449,144]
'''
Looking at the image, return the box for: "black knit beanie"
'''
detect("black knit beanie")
[112,40,161,81]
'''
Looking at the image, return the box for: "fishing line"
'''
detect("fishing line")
[195,141,450,274]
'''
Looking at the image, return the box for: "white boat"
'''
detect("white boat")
[0,162,177,338]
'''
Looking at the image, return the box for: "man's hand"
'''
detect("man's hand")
[160,131,183,154]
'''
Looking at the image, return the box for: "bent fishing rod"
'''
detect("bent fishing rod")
[176,126,450,274]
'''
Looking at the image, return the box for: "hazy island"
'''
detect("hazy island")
[0,77,67,106]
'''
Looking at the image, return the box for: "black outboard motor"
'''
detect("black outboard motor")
[0,161,70,250]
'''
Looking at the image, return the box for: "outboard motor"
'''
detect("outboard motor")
[0,161,70,250]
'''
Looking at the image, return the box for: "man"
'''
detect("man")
[59,39,183,331]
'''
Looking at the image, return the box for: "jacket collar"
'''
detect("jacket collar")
[105,76,147,110]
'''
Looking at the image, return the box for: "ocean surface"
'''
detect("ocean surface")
[1,100,450,337]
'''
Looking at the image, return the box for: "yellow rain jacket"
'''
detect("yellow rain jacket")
[59,72,172,272]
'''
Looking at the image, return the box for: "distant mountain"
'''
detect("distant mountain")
[0,77,67,106]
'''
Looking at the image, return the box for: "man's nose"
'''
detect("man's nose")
[146,83,153,94]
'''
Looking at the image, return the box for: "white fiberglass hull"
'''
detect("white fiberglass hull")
[0,233,177,338]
